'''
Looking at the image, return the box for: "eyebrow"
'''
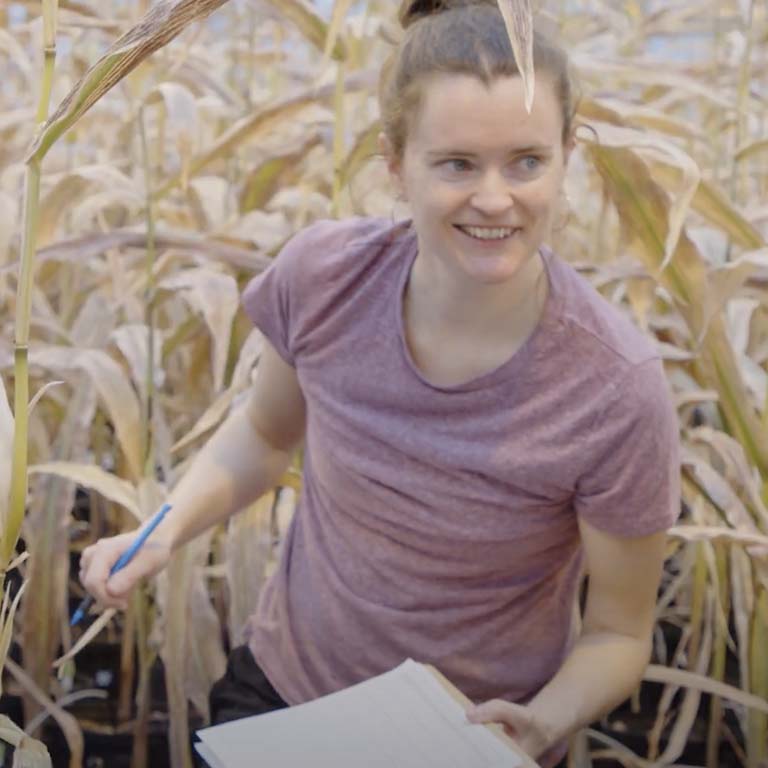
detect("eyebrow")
[426,145,552,158]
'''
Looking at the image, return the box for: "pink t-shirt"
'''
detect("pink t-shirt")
[241,217,679,760]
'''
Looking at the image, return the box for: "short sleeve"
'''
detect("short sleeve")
[240,225,318,367]
[574,357,681,537]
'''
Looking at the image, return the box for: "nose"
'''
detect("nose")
[470,170,514,215]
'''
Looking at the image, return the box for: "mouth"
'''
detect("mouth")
[454,224,521,242]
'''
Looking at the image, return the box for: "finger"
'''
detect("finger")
[78,544,96,573]
[106,558,148,599]
[81,542,124,607]
[106,542,166,598]
[466,699,525,727]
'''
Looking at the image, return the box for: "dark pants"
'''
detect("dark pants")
[195,646,288,767]
[199,646,568,767]
[208,645,289,724]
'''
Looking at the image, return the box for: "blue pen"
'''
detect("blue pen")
[71,502,173,626]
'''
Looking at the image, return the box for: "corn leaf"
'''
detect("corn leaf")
[0,715,50,768]
[27,0,232,163]
[30,347,143,481]
[28,462,141,520]
[496,0,533,113]
[261,0,347,61]
[159,268,239,394]
[155,71,375,196]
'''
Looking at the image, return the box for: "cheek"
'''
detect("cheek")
[518,177,562,215]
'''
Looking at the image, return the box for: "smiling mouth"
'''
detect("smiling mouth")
[454,225,521,241]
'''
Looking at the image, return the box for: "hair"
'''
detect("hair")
[378,0,578,160]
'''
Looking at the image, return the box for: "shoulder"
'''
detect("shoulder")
[276,216,414,304]
[275,216,410,274]
[545,248,660,374]
[242,216,411,310]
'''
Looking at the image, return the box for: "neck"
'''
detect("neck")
[405,247,548,341]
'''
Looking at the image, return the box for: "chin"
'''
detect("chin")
[461,262,526,285]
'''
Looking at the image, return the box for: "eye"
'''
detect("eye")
[519,155,542,172]
[442,158,473,173]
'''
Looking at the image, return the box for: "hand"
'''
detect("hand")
[465,699,553,760]
[79,530,173,611]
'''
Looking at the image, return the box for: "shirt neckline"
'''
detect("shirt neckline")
[393,222,562,393]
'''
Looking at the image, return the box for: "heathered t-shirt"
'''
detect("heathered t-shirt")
[240,216,680,754]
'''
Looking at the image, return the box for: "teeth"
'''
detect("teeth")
[460,226,516,240]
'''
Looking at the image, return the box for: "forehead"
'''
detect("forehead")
[408,73,563,151]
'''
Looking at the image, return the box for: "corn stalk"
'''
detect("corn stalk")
[7,0,234,563]
[3,2,233,764]
[747,587,768,768]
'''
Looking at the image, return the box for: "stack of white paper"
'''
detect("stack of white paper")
[196,659,529,768]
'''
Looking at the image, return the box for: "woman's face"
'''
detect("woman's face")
[384,73,572,286]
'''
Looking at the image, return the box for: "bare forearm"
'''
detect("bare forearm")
[164,407,294,551]
[527,631,651,747]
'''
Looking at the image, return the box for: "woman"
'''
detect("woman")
[79,2,680,765]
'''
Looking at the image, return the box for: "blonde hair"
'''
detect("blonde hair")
[379,0,577,159]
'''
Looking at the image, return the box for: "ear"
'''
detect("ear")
[378,132,407,200]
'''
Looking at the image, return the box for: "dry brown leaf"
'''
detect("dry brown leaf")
[156,70,376,195]
[0,714,51,767]
[582,120,701,272]
[656,597,713,763]
[171,389,235,455]
[706,249,768,333]
[30,346,143,480]
[159,267,239,393]
[653,165,765,251]
[735,138,768,163]
[644,662,768,714]
[689,426,768,529]
[38,166,141,247]
[496,0,533,112]
[682,446,759,532]
[69,292,116,349]
[230,328,264,390]
[14,582,82,762]
[111,324,165,399]
[730,546,753,694]
[155,536,201,765]
[225,494,274,640]
[24,228,271,273]
[28,462,141,520]
[53,609,117,668]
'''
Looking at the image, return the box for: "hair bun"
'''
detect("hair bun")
[397,0,495,30]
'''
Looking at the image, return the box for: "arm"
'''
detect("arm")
[79,340,305,608]
[467,517,668,759]
[163,339,306,550]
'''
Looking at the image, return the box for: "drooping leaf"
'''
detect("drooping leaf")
[30,347,143,481]
[496,0,534,113]
[27,0,232,163]
[159,268,239,393]
[0,714,51,768]
[154,70,375,195]
[28,462,141,520]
